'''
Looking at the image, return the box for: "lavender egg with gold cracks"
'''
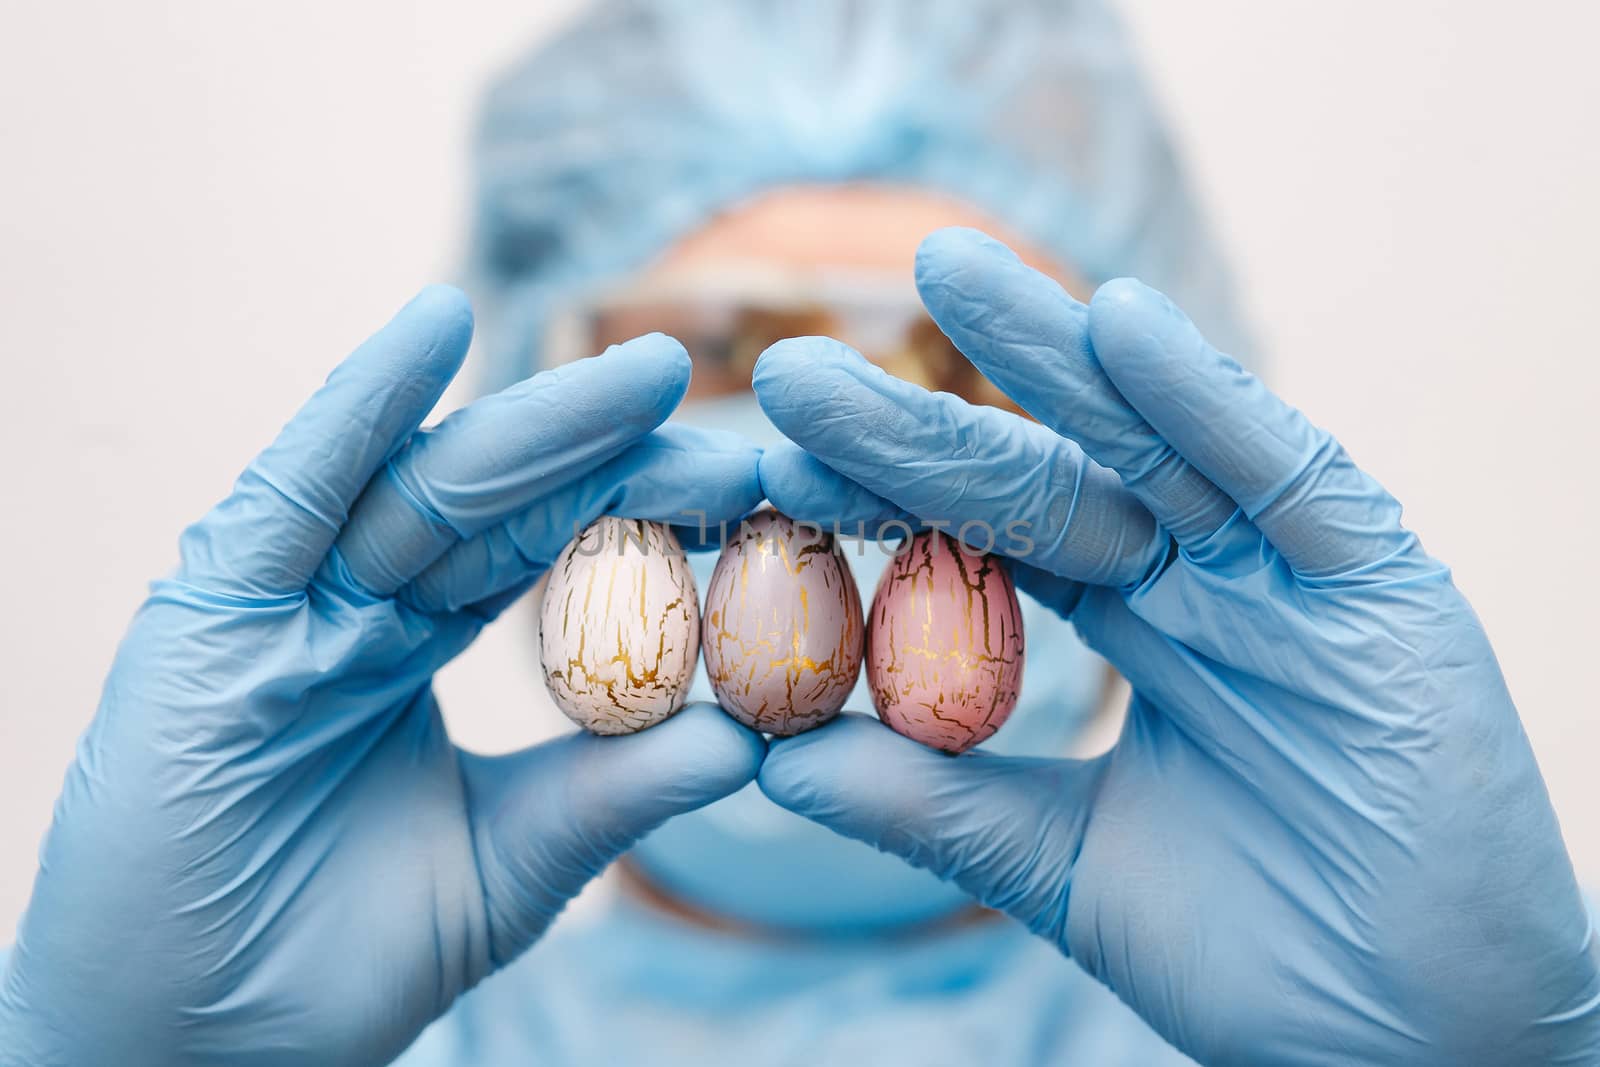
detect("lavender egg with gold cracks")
[866,530,1025,754]
[539,517,700,735]
[702,509,864,735]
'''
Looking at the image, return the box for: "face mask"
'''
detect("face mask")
[627,393,1108,932]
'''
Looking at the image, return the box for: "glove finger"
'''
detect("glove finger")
[178,286,471,597]
[1088,279,1422,578]
[401,425,762,614]
[762,439,1098,617]
[333,334,690,597]
[759,440,914,533]
[758,712,1103,946]
[461,703,765,968]
[914,228,1249,559]
[751,337,1170,589]
[459,573,541,624]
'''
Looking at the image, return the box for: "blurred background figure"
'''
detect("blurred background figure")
[404,1,1242,1060]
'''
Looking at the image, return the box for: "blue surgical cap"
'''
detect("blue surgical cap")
[469,0,1257,391]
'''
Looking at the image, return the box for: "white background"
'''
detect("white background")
[2,1,1597,933]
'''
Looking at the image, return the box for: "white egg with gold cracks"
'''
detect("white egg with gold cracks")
[539,517,700,735]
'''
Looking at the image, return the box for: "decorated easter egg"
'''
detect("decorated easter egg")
[866,530,1025,754]
[702,509,864,735]
[539,517,700,735]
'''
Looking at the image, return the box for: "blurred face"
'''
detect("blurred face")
[585,183,1089,408]
[617,181,1120,747]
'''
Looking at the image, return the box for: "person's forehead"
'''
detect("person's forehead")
[639,182,1087,298]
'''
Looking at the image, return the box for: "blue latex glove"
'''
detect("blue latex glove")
[752,228,1600,1065]
[0,287,765,1067]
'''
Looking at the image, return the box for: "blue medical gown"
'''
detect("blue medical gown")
[394,899,1194,1065]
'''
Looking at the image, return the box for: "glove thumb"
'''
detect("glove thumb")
[759,713,1102,945]
[460,703,765,968]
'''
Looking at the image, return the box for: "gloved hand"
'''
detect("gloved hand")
[752,228,1600,1065]
[0,287,765,1067]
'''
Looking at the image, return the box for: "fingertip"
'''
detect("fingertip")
[405,285,474,357]
[753,336,918,464]
[758,712,902,815]
[715,454,767,520]
[612,329,690,363]
[1089,275,1156,315]
[601,332,692,420]
[914,225,1016,277]
[653,425,765,532]
[561,703,768,824]
[661,703,768,795]
[638,331,694,377]
[756,714,843,809]
[750,335,861,416]
[915,227,1028,304]
[375,284,474,379]
[758,443,901,529]
[756,442,829,515]
[651,423,764,498]
[1087,278,1188,362]
[760,713,994,856]
[406,282,474,324]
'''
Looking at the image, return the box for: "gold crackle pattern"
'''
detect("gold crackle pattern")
[866,530,1025,754]
[539,517,700,735]
[702,509,863,736]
